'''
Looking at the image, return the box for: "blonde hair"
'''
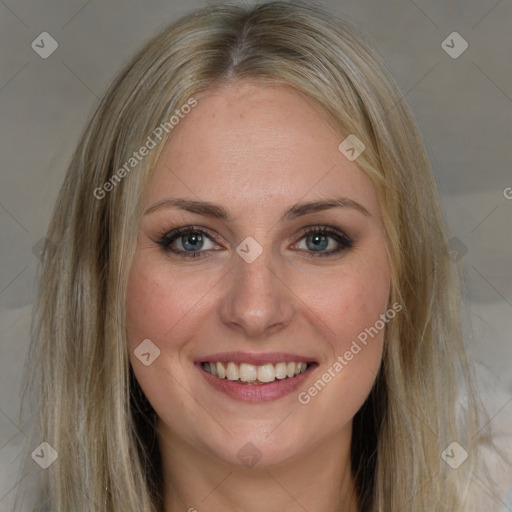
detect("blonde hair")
[18,1,493,510]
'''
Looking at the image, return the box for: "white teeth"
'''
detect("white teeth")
[257,364,276,383]
[216,362,226,379]
[203,361,309,382]
[275,362,287,379]
[226,362,239,381]
[239,363,257,382]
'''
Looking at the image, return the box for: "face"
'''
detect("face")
[126,80,391,468]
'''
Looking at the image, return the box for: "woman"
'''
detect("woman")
[17,1,505,510]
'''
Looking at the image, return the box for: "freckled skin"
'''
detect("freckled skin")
[126,81,391,512]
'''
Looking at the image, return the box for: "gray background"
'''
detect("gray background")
[1,0,511,509]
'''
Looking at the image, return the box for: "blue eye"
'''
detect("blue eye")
[294,227,353,257]
[156,225,353,259]
[156,226,219,257]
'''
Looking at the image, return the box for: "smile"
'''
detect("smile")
[196,353,318,402]
[202,361,310,384]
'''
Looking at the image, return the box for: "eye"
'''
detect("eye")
[292,225,353,257]
[156,226,220,258]
[156,224,353,259]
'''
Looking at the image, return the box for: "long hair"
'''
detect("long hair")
[18,1,492,510]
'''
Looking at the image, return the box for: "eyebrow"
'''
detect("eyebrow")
[143,196,370,221]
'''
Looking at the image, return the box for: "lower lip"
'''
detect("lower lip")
[197,363,318,402]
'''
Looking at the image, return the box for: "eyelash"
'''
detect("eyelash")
[155,225,353,259]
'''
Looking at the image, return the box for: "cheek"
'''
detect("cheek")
[301,251,391,354]
[125,253,225,417]
[125,257,201,419]
[334,268,389,346]
[292,253,390,417]
[125,256,209,348]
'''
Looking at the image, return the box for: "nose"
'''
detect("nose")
[218,246,296,339]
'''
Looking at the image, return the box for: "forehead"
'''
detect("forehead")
[145,81,379,220]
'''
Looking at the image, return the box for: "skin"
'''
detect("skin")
[126,80,391,512]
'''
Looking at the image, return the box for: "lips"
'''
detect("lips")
[196,351,314,366]
[202,361,309,384]
[195,352,318,402]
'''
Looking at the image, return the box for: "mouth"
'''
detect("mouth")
[195,353,318,402]
[201,361,313,384]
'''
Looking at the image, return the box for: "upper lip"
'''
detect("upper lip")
[195,351,316,366]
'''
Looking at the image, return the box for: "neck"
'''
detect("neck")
[157,422,360,512]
